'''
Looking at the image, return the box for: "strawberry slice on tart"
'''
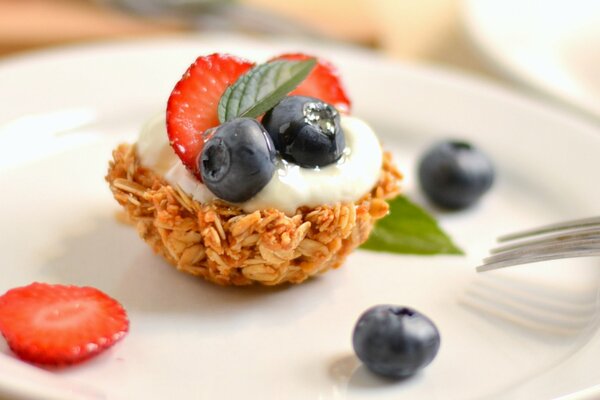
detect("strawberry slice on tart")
[270,53,351,113]
[166,53,254,179]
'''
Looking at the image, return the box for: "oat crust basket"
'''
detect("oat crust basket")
[106,144,402,286]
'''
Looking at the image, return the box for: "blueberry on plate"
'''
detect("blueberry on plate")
[352,305,440,379]
[199,118,275,203]
[418,140,494,210]
[262,95,345,168]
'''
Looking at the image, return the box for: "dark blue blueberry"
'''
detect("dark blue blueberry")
[262,96,345,168]
[199,118,275,203]
[352,305,440,379]
[418,140,494,210]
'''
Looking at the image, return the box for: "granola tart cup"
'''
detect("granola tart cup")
[106,144,402,286]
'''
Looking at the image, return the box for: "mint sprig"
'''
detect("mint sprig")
[361,195,463,255]
[218,58,317,123]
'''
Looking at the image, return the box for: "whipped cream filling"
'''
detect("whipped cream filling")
[136,114,383,215]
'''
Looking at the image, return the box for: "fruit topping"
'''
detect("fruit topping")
[167,53,254,179]
[418,140,495,210]
[352,305,440,378]
[263,96,345,168]
[167,52,353,186]
[0,283,129,366]
[200,118,276,202]
[271,53,351,113]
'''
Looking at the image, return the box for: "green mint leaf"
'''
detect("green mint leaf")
[218,58,317,123]
[360,195,464,255]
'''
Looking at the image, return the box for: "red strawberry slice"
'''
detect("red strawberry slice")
[0,283,129,366]
[271,53,352,113]
[167,53,254,179]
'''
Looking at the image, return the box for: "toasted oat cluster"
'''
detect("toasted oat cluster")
[106,144,401,286]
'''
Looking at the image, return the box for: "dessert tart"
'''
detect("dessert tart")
[106,53,402,286]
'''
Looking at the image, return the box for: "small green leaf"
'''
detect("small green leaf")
[361,195,464,255]
[218,58,317,123]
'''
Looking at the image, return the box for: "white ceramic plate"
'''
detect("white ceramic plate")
[0,35,599,400]
[463,0,600,120]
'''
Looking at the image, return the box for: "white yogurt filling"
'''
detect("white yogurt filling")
[136,114,383,215]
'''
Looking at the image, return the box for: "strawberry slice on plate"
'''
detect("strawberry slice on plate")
[0,282,129,366]
[271,53,352,113]
[167,53,254,179]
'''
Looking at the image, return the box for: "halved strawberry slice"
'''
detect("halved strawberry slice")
[271,53,352,113]
[0,283,129,366]
[166,54,254,179]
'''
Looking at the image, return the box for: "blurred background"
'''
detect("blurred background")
[1,0,599,120]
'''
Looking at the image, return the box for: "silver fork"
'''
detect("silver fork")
[477,216,600,272]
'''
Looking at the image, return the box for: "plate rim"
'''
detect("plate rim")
[461,0,600,122]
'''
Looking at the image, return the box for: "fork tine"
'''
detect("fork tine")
[488,236,600,261]
[484,238,600,264]
[498,216,600,242]
[477,249,600,272]
[491,226,600,254]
